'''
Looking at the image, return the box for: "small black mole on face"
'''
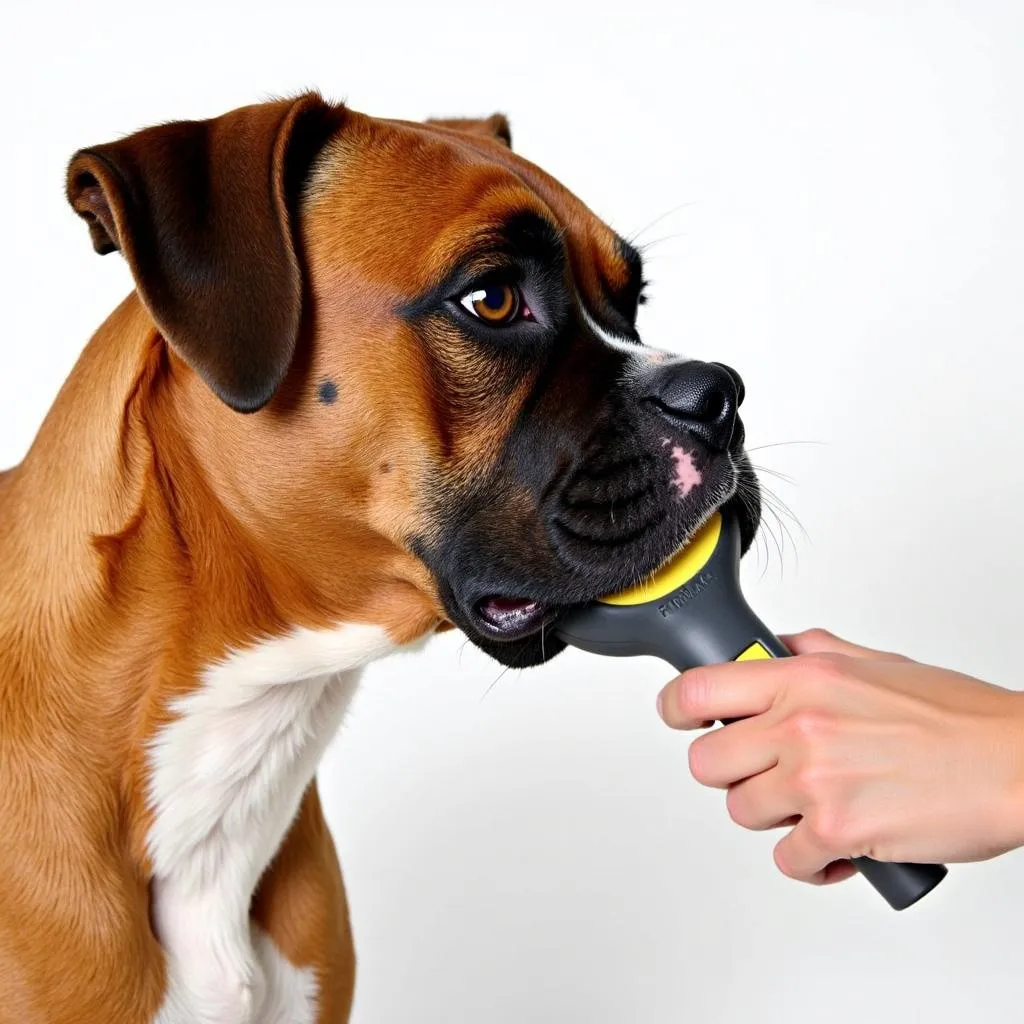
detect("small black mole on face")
[318,379,339,405]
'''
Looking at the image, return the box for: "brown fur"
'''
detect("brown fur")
[0,95,635,1021]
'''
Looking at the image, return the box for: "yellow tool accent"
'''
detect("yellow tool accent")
[599,513,723,606]
[735,641,773,662]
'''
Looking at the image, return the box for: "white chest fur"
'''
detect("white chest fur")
[149,623,396,1024]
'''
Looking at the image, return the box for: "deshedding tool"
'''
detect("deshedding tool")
[555,510,948,911]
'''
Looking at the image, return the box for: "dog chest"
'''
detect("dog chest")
[146,623,394,1023]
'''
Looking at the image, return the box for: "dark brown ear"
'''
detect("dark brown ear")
[426,113,512,149]
[66,93,344,412]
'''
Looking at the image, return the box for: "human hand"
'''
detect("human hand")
[657,629,1024,884]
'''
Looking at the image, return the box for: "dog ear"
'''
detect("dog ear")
[426,113,512,149]
[66,93,344,413]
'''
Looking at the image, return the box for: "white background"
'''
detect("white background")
[4,1,1024,1021]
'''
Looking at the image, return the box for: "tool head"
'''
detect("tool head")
[598,512,725,608]
[554,509,760,668]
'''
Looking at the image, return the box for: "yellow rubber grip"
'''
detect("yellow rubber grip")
[599,513,723,606]
[735,642,773,662]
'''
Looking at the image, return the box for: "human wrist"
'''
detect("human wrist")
[990,689,1024,855]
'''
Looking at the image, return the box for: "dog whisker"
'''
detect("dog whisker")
[744,440,826,453]
[480,663,514,702]
[635,232,688,253]
[626,202,698,245]
[736,482,770,578]
[479,630,538,702]
[758,485,809,542]
[749,462,797,486]
[734,469,809,581]
[761,506,786,575]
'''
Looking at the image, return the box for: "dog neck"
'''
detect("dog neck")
[0,293,447,1018]
[1,291,441,857]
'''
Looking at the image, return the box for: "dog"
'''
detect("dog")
[0,92,760,1023]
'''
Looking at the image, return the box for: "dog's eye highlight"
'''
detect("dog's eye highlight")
[459,283,524,324]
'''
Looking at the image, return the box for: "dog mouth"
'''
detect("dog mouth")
[473,596,556,641]
[426,438,761,666]
[467,481,756,647]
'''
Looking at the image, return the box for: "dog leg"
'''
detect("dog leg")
[152,872,265,1024]
[251,786,356,1024]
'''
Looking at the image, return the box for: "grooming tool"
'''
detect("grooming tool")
[555,510,948,911]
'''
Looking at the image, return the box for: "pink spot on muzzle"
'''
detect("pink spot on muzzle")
[670,446,703,497]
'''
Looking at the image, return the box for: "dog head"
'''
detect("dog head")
[67,92,760,667]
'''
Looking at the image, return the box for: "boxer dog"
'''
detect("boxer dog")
[0,93,759,1022]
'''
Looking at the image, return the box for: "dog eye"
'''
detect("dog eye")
[459,283,526,325]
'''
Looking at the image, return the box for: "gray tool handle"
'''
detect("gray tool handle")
[650,561,948,910]
[555,511,947,910]
[672,621,947,912]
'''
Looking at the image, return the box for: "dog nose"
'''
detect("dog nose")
[645,360,742,452]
